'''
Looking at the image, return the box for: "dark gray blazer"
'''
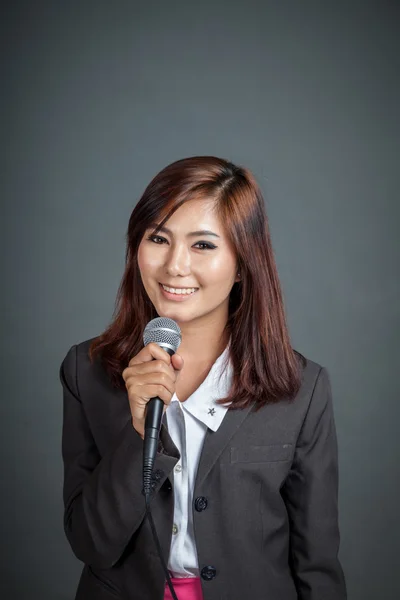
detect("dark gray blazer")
[60,338,347,600]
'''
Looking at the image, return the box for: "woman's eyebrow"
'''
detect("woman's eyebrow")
[149,223,220,238]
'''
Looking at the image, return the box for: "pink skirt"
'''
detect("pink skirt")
[164,577,203,600]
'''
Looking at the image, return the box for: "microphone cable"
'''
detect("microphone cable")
[142,402,179,599]
[144,491,179,600]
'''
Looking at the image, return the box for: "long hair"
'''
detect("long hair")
[89,156,306,409]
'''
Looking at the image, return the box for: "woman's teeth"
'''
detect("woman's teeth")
[161,284,197,295]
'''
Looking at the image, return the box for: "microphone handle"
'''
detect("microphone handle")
[143,397,164,465]
[143,346,175,497]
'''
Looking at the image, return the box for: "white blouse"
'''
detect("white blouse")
[165,343,233,577]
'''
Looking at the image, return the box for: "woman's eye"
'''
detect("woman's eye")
[147,235,166,244]
[147,235,216,250]
[194,242,216,250]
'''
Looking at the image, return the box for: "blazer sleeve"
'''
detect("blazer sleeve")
[60,344,179,569]
[281,367,347,599]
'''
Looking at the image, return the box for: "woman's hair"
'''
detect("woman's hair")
[89,156,306,409]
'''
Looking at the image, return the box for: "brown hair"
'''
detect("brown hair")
[89,156,306,409]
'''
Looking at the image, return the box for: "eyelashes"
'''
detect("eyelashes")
[146,235,217,251]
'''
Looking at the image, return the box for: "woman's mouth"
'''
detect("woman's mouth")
[159,282,199,302]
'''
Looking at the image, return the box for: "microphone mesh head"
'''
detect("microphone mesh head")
[143,317,182,353]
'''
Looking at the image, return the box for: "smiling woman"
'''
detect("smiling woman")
[88,155,303,407]
[60,156,347,600]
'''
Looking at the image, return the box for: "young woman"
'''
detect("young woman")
[60,156,347,600]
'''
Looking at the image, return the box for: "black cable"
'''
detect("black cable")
[145,492,179,600]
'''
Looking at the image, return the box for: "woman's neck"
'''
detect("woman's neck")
[176,319,230,365]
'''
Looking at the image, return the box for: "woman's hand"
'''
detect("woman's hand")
[122,343,184,439]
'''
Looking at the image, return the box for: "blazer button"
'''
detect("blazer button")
[201,565,216,581]
[194,496,208,512]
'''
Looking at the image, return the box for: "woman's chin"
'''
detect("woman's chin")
[155,306,195,323]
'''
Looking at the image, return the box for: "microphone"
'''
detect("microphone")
[142,317,181,498]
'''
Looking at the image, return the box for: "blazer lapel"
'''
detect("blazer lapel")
[194,401,255,489]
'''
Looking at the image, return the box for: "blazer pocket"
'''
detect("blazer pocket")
[230,443,293,464]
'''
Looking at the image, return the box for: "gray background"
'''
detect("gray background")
[2,1,399,598]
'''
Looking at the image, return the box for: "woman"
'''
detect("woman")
[60,156,347,600]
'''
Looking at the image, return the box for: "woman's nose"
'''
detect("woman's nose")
[165,243,191,277]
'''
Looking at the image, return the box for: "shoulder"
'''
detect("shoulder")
[76,336,99,360]
[293,348,325,390]
[61,336,99,365]
[291,349,334,425]
[60,336,105,386]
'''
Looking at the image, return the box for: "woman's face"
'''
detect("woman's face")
[137,199,240,326]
